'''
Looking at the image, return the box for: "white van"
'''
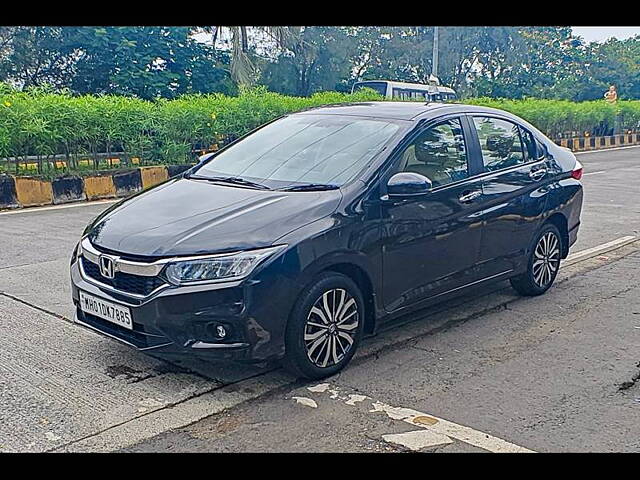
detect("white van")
[351,80,457,102]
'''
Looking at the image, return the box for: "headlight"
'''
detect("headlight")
[71,239,83,265]
[164,245,286,285]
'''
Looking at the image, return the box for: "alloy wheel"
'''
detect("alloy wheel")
[304,288,359,368]
[532,231,560,288]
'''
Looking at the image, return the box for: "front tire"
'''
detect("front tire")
[283,272,364,380]
[510,223,562,296]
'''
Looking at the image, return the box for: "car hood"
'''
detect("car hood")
[87,177,342,257]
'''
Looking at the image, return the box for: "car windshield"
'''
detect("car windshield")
[192,114,401,189]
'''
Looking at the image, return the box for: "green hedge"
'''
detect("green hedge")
[0,86,382,174]
[465,97,640,138]
[2,86,640,175]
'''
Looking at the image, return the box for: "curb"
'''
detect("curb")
[0,164,193,210]
[555,133,640,152]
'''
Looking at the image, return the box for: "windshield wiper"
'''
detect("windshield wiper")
[188,174,271,190]
[278,183,340,192]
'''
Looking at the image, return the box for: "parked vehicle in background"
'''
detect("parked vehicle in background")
[351,80,457,102]
[71,101,583,380]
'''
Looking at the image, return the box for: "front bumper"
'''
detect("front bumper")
[70,253,293,362]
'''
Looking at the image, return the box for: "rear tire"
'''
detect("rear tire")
[283,272,364,380]
[510,223,562,296]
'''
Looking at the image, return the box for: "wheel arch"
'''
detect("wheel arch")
[319,262,376,335]
[545,212,569,258]
[292,250,378,336]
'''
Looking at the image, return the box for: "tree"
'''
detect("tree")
[67,27,235,99]
[579,36,640,100]
[0,27,236,100]
[198,26,296,86]
[1,26,640,101]
[0,27,77,89]
[470,27,590,99]
[259,27,358,96]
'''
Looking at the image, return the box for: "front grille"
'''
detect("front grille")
[81,257,166,296]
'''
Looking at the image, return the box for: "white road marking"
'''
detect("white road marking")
[583,170,606,176]
[304,384,534,453]
[575,145,640,155]
[307,383,331,393]
[345,394,368,406]
[382,430,453,451]
[370,401,534,453]
[292,396,318,408]
[565,236,637,266]
[45,432,61,442]
[0,199,118,216]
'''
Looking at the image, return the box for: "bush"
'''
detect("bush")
[0,86,383,174]
[464,97,640,138]
[2,88,639,176]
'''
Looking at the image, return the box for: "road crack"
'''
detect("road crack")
[0,292,70,322]
[618,362,640,392]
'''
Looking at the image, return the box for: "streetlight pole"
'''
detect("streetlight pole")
[432,26,439,79]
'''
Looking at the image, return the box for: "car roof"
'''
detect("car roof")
[293,101,515,122]
[294,101,448,121]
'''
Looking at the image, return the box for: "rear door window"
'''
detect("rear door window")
[519,127,537,162]
[472,116,526,172]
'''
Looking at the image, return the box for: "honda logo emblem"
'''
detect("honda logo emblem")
[99,255,116,279]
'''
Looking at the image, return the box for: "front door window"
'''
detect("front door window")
[398,118,469,187]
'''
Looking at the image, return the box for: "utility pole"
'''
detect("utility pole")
[432,26,439,79]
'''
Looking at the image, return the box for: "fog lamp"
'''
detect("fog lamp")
[216,325,227,339]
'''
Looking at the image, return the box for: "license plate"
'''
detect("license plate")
[79,291,133,330]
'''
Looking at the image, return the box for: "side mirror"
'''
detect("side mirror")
[387,172,433,198]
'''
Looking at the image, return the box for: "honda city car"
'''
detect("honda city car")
[70,101,583,379]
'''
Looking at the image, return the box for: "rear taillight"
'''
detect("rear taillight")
[571,167,583,180]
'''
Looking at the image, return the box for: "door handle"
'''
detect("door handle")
[529,167,547,181]
[458,190,482,203]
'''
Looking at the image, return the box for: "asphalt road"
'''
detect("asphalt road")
[0,146,639,452]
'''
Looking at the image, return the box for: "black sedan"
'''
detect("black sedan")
[70,101,584,379]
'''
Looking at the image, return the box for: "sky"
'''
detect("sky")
[571,26,640,43]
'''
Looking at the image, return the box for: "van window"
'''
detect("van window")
[352,81,388,97]
[472,117,525,172]
[398,118,469,187]
[392,88,428,101]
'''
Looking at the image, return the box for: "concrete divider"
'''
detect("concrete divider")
[0,164,194,210]
[166,164,193,178]
[0,175,18,209]
[52,176,86,204]
[84,175,117,201]
[140,166,169,189]
[2,132,638,211]
[112,170,142,197]
[557,133,640,152]
[14,177,53,207]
